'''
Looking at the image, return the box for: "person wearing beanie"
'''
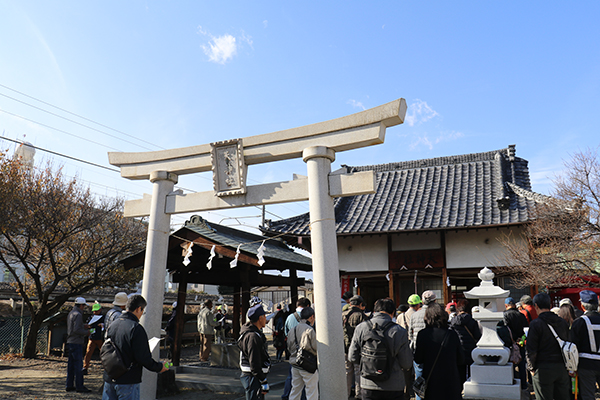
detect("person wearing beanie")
[570,290,600,400]
[82,302,105,375]
[66,297,91,393]
[238,304,271,400]
[104,292,128,337]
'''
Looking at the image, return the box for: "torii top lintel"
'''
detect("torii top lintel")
[108,99,406,180]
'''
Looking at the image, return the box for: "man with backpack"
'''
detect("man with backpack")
[104,292,128,338]
[349,298,413,400]
[343,295,368,399]
[520,295,538,323]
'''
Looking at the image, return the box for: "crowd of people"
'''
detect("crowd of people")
[62,287,600,400]
[238,289,600,400]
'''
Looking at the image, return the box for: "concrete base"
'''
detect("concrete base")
[463,379,521,400]
[470,363,514,385]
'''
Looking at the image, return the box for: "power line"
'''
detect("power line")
[0,108,120,151]
[0,83,164,150]
[0,135,120,172]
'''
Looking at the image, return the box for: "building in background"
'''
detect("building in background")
[262,145,548,309]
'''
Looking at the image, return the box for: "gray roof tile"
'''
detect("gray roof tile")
[261,146,547,237]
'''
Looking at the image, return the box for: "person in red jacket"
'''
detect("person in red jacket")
[520,295,538,323]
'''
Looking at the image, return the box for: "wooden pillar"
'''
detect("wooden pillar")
[442,267,450,304]
[233,284,241,338]
[172,273,187,366]
[388,271,395,307]
[290,268,299,307]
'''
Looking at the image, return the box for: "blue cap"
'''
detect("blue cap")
[580,290,598,304]
[505,297,516,305]
[247,304,266,322]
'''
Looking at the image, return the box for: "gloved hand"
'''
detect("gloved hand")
[260,379,269,393]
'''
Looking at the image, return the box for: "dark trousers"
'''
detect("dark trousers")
[240,373,263,400]
[66,343,84,390]
[362,389,403,400]
[532,362,570,400]
[578,368,600,400]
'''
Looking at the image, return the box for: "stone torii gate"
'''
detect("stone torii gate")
[108,99,407,400]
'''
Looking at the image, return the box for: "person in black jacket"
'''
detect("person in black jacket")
[238,304,271,400]
[503,297,529,390]
[570,290,600,400]
[102,295,167,400]
[526,293,571,400]
[449,299,481,383]
[414,302,465,400]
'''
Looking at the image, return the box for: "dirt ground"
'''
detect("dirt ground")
[0,345,240,400]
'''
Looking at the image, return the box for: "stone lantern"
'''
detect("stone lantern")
[462,267,521,400]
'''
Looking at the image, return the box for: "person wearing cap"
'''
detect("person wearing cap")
[403,294,422,331]
[570,290,600,400]
[503,296,529,390]
[526,293,570,400]
[239,304,271,400]
[282,297,311,400]
[408,290,436,400]
[560,297,583,318]
[102,294,168,400]
[342,291,353,312]
[197,299,219,362]
[343,295,367,399]
[104,292,128,337]
[83,302,105,375]
[520,294,538,323]
[66,297,91,393]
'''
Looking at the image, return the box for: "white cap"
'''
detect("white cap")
[172,301,178,308]
[74,297,88,305]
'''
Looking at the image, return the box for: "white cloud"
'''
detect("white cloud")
[405,99,440,127]
[406,130,464,150]
[197,26,253,65]
[263,20,268,28]
[347,99,366,110]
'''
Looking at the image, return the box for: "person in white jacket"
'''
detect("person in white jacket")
[197,299,218,362]
[287,307,318,400]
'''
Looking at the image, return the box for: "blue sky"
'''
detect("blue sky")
[1,1,599,244]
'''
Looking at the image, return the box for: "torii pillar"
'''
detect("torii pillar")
[108,99,407,399]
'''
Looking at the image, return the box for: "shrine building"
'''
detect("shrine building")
[261,145,548,309]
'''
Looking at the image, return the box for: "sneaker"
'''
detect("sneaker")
[65,387,75,392]
[76,387,92,393]
[82,368,88,375]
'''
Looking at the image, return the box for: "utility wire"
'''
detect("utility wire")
[0,135,120,172]
[0,83,164,150]
[0,92,154,150]
[0,108,120,151]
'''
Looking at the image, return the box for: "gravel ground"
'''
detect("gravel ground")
[0,344,240,400]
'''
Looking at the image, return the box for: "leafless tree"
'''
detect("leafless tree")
[0,151,146,358]
[500,147,600,289]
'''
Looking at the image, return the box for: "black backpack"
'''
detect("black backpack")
[360,320,395,382]
[100,338,130,380]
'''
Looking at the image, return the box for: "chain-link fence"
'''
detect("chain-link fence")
[0,316,48,355]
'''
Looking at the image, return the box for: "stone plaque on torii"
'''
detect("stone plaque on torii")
[108,99,407,400]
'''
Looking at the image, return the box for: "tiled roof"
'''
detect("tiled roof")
[180,216,312,269]
[261,145,548,237]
